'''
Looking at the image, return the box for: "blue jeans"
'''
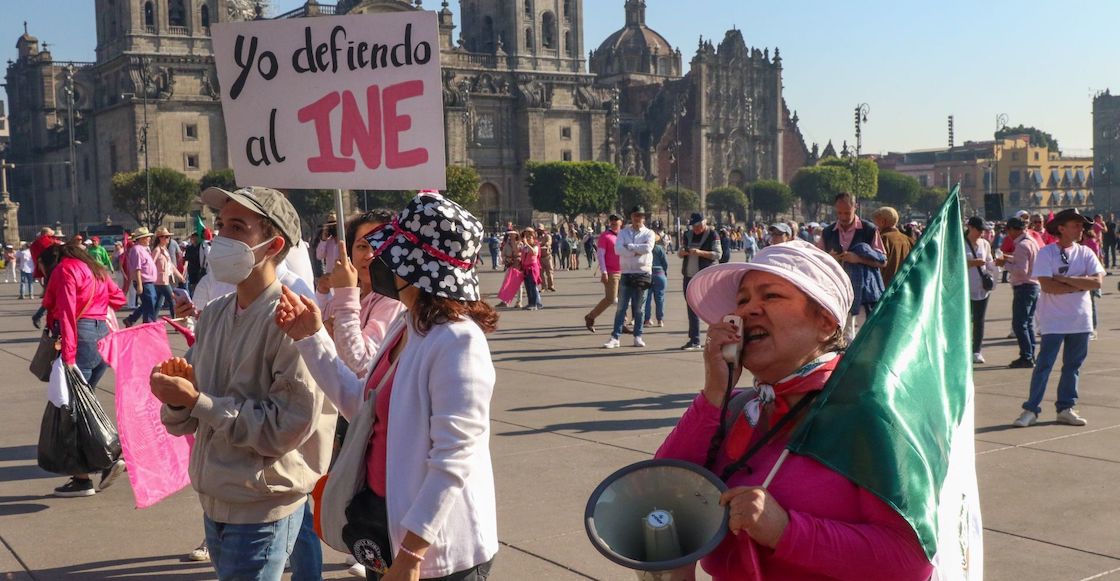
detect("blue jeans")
[153,284,176,318]
[683,276,701,344]
[124,282,158,324]
[489,250,499,269]
[523,270,542,308]
[19,271,33,298]
[1011,284,1039,362]
[288,501,322,581]
[203,504,303,581]
[1023,333,1090,415]
[644,271,667,322]
[611,275,648,339]
[76,319,111,390]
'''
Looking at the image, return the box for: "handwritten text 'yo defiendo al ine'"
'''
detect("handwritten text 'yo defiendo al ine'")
[229,23,433,173]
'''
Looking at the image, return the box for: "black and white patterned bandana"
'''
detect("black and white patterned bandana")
[364,191,484,302]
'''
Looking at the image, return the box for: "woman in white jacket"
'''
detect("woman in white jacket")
[275,192,498,581]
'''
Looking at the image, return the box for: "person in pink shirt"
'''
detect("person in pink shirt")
[519,227,543,310]
[655,240,932,580]
[152,227,186,318]
[40,243,128,498]
[584,215,622,332]
[321,210,408,377]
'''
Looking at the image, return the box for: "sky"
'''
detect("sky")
[4,0,1118,155]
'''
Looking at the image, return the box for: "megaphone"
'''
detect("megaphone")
[585,459,729,581]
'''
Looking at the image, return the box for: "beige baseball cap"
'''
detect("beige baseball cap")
[201,186,302,245]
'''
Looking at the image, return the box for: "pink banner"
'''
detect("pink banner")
[99,323,192,509]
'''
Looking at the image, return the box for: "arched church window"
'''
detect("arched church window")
[168,0,187,28]
[541,12,556,49]
[525,28,533,50]
[144,1,155,28]
[482,16,495,52]
[201,5,210,30]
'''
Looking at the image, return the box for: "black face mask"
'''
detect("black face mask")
[369,257,408,301]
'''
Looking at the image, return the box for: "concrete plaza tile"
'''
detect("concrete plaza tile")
[1023,424,1120,464]
[493,441,648,544]
[488,544,598,581]
[515,530,716,581]
[973,393,1120,447]
[977,447,1120,560]
[490,422,595,459]
[982,528,1120,581]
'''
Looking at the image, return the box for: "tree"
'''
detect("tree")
[664,187,701,216]
[820,157,879,200]
[616,176,664,214]
[747,180,794,222]
[996,124,1060,152]
[876,169,922,208]
[111,167,198,229]
[527,161,620,220]
[706,186,748,224]
[286,189,336,239]
[791,166,852,220]
[915,187,948,215]
[199,168,237,192]
[442,165,481,208]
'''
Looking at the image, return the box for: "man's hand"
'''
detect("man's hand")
[173,294,199,319]
[330,240,359,289]
[380,559,421,581]
[839,251,861,265]
[316,275,332,295]
[678,248,689,258]
[720,486,789,549]
[159,357,196,386]
[274,285,323,341]
[150,361,200,410]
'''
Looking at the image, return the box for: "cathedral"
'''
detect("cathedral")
[4,0,810,231]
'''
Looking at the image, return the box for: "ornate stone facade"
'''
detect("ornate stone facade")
[5,1,231,231]
[1094,90,1120,212]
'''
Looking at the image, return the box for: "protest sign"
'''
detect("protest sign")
[211,11,446,190]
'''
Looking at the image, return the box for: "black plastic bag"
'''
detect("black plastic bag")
[37,366,121,476]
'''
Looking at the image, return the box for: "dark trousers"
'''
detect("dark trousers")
[367,559,493,581]
[683,275,701,344]
[1011,284,1040,362]
[1104,242,1117,268]
[970,297,989,355]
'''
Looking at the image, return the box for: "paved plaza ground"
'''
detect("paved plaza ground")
[1,259,1120,580]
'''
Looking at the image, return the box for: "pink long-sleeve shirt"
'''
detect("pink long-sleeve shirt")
[655,393,933,581]
[326,287,408,376]
[43,258,126,365]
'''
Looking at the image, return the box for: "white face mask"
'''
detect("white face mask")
[208,235,276,285]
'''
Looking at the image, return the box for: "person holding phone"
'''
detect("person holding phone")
[654,240,932,580]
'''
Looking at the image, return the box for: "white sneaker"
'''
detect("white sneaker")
[972,353,985,364]
[347,562,367,578]
[1012,410,1037,428]
[633,336,646,348]
[1057,408,1088,426]
[1090,331,1098,340]
[186,541,209,562]
[603,338,621,349]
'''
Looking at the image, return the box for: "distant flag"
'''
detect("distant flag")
[786,185,983,579]
[193,213,206,240]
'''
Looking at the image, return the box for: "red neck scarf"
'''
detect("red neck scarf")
[723,353,842,461]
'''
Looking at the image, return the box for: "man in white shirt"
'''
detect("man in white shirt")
[16,243,34,300]
[1013,209,1104,428]
[605,206,655,349]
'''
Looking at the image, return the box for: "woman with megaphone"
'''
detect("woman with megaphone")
[655,239,932,580]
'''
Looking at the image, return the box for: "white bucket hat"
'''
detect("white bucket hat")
[684,239,853,328]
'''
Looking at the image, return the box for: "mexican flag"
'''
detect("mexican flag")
[787,186,983,579]
[193,213,206,240]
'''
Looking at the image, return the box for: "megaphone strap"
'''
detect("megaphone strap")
[719,391,819,482]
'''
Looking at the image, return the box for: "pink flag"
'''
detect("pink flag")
[98,322,192,509]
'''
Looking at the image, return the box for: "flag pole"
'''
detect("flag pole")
[335,189,347,250]
[761,449,789,489]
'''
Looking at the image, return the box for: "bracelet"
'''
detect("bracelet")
[398,546,425,562]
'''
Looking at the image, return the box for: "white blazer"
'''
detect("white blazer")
[296,313,499,578]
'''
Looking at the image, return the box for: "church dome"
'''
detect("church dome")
[591,1,680,79]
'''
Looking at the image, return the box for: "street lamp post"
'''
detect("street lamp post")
[124,58,154,229]
[994,113,1008,211]
[853,103,869,197]
[65,65,79,235]
[670,96,687,240]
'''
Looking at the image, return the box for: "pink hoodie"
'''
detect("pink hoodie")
[655,393,933,581]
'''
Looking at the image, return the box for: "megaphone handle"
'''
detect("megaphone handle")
[761,449,789,489]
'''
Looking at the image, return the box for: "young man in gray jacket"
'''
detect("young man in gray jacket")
[151,186,337,580]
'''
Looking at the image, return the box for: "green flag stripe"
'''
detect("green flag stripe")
[787,186,971,560]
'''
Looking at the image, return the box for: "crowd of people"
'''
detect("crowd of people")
[18,181,1112,580]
